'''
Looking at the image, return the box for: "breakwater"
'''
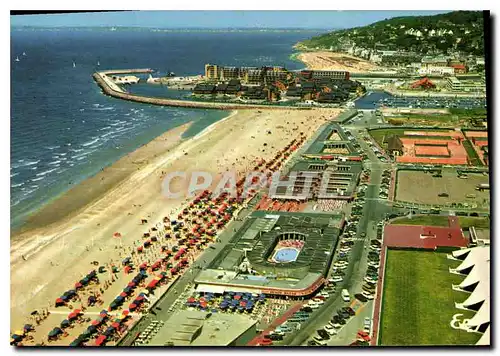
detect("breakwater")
[93,71,311,111]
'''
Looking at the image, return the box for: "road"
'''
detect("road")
[285,111,396,346]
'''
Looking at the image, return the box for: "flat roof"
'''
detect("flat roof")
[303,122,360,157]
[148,310,257,346]
[194,211,341,295]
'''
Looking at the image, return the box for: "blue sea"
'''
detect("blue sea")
[10,27,322,229]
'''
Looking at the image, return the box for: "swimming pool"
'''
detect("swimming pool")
[271,247,300,263]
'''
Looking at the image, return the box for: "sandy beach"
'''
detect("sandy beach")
[297,51,382,73]
[10,107,341,341]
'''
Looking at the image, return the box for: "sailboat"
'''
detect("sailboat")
[15,56,20,62]
[97,60,100,66]
[73,61,76,68]
[22,52,26,56]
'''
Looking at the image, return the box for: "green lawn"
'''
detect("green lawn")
[458,217,490,229]
[392,216,490,230]
[449,108,487,117]
[379,250,481,346]
[392,215,450,227]
[462,139,484,166]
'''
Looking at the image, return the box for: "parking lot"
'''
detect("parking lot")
[396,169,489,206]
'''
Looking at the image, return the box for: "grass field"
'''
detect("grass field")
[392,216,490,230]
[379,250,481,346]
[462,139,484,166]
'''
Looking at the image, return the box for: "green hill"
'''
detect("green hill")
[297,11,485,56]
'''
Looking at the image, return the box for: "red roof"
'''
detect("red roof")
[451,64,466,69]
[383,221,468,249]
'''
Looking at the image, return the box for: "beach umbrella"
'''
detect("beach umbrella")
[113,232,122,238]
[68,313,78,321]
[120,292,128,298]
[48,328,63,337]
[23,324,34,332]
[111,322,120,329]
[86,325,98,335]
[13,330,24,337]
[116,296,125,303]
[60,319,71,328]
[74,282,83,289]
[104,327,115,336]
[100,310,108,317]
[91,319,101,326]
[95,335,107,346]
[11,334,23,342]
[65,290,77,297]
[129,303,137,310]
[122,310,130,316]
[69,337,83,347]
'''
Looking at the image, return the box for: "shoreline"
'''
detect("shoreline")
[11,110,237,238]
[10,107,340,335]
[294,50,384,73]
[11,122,192,238]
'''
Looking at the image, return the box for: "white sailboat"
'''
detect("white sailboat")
[15,56,20,62]
[22,52,26,56]
[97,60,100,66]
[73,61,76,68]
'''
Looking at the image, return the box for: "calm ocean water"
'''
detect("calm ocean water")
[10,28,321,228]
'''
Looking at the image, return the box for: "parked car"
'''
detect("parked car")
[324,325,338,336]
[355,293,368,303]
[317,329,330,340]
[364,317,372,333]
[313,336,327,345]
[329,275,343,283]
[364,276,378,284]
[362,291,375,300]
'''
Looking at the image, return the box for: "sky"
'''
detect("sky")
[10,10,451,29]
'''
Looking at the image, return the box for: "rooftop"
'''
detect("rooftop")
[148,310,257,346]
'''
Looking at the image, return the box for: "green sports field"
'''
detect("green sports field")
[392,215,490,229]
[379,249,481,346]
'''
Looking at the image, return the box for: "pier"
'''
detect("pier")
[93,70,311,111]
